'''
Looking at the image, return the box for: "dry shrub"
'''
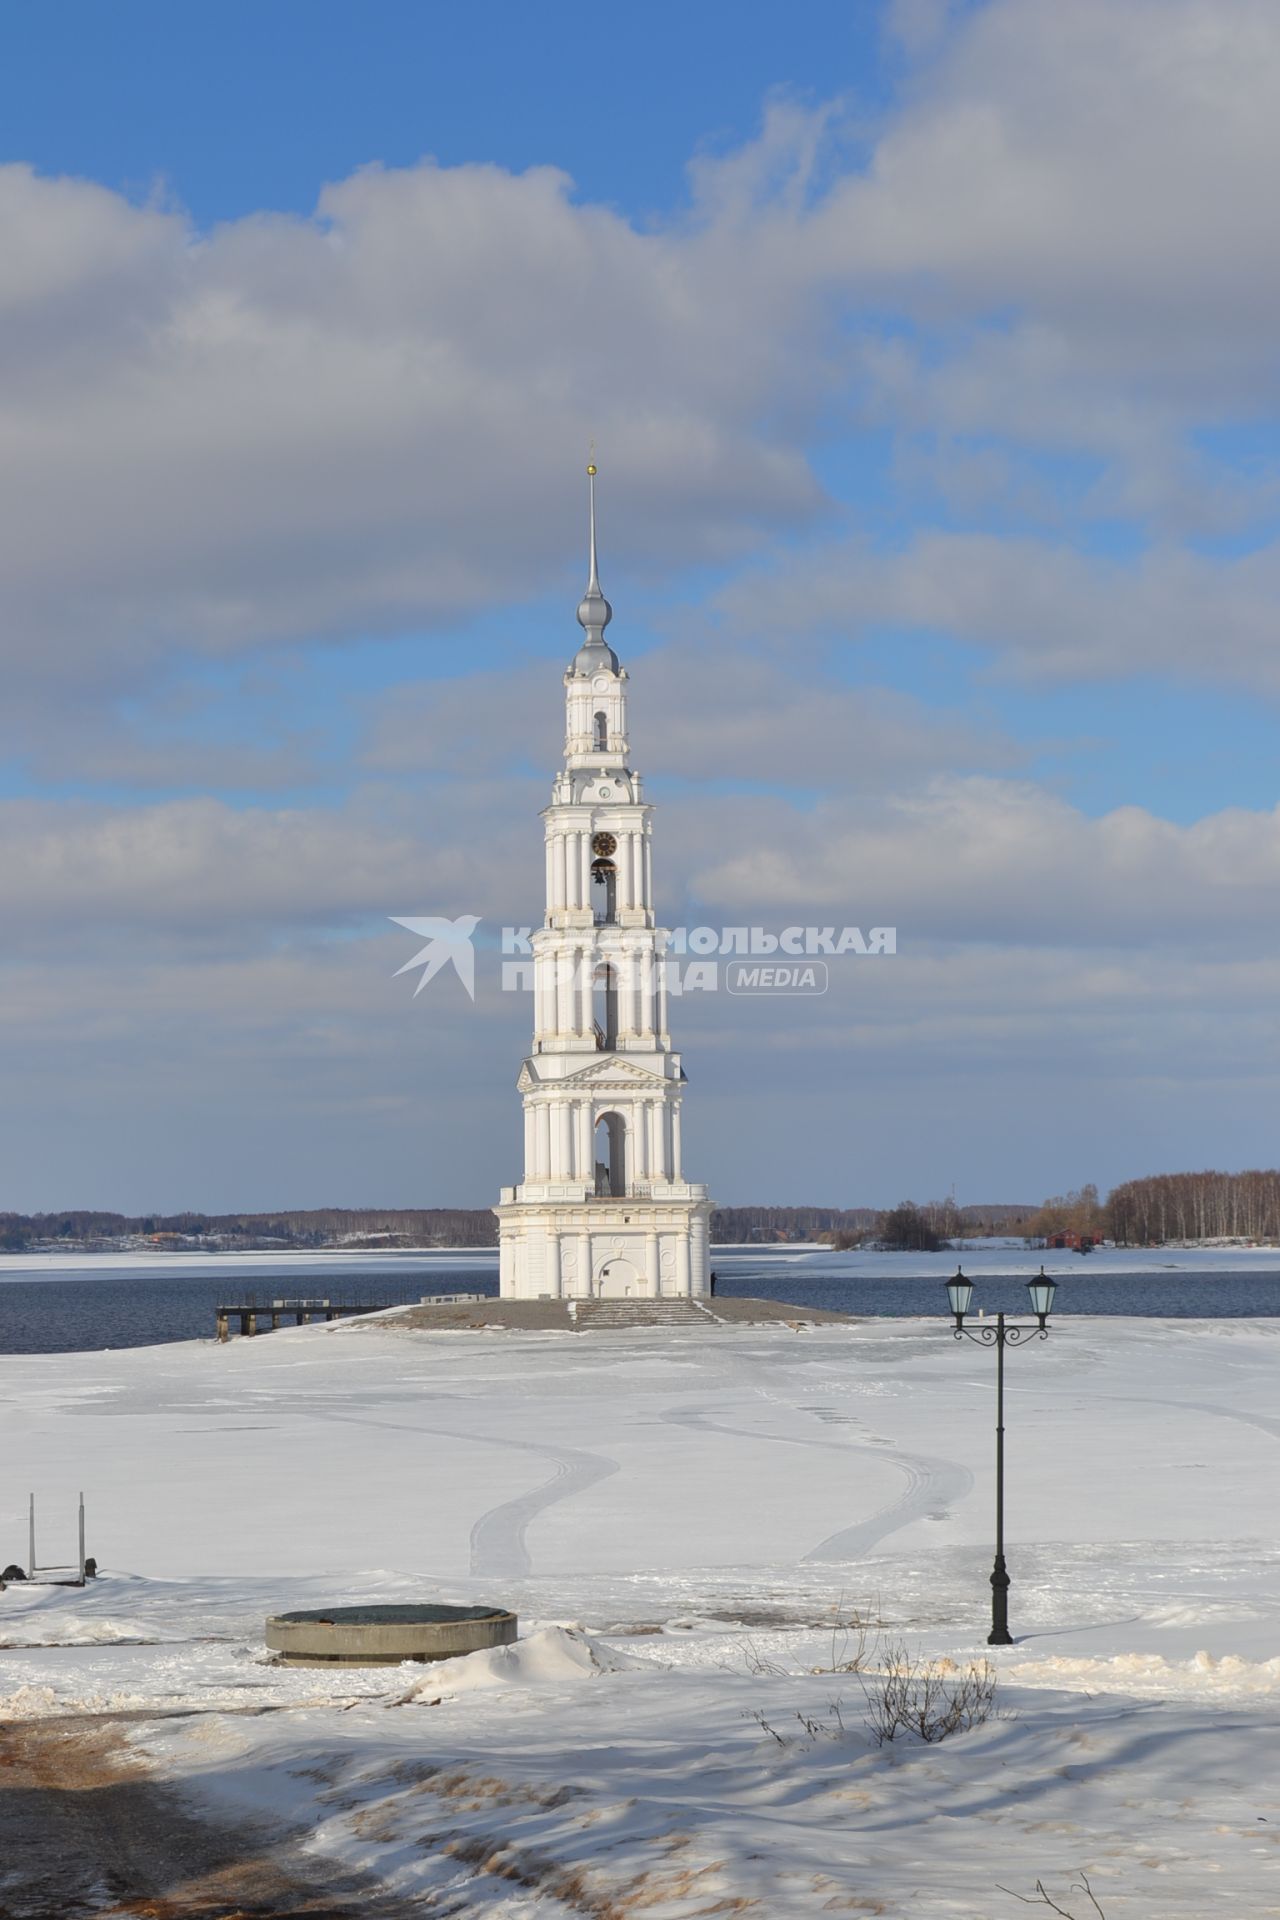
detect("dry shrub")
[998,1874,1106,1918]
[859,1644,997,1746]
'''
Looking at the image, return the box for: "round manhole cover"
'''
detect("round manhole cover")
[265,1602,517,1665]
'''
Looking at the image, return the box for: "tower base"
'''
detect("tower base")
[494,1191,711,1300]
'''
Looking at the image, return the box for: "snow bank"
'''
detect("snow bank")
[394,1624,643,1701]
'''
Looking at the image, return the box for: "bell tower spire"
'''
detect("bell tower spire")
[572,462,618,673]
[587,462,604,599]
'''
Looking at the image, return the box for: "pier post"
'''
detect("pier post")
[244,1310,258,1336]
[217,1311,229,1342]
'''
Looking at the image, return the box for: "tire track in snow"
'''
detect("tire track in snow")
[1095,1393,1280,1445]
[658,1404,972,1563]
[467,1440,619,1580]
[299,1405,618,1580]
[804,1450,973,1562]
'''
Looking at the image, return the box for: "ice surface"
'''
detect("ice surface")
[2,1313,1278,1915]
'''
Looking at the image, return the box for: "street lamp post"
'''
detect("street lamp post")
[946,1267,1058,1646]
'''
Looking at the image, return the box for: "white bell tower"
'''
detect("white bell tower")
[495,468,712,1299]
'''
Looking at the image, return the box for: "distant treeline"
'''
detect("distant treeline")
[0,1200,1047,1254]
[0,1204,883,1252]
[0,1208,500,1252]
[1107,1170,1280,1245]
[710,1206,879,1242]
[7,1179,1272,1253]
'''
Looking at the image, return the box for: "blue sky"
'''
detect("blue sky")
[1,0,1279,1213]
[3,2,901,225]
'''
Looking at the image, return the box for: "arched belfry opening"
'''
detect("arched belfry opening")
[594,1112,626,1198]
[591,831,617,925]
[593,710,608,751]
[593,963,618,1051]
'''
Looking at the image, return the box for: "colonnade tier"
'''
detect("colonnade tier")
[520,1090,684,1184]
[563,668,629,769]
[543,814,654,926]
[530,937,670,1050]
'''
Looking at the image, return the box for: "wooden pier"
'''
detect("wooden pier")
[215,1292,488,1340]
[216,1297,390,1341]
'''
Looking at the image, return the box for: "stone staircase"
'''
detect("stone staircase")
[569,1297,720,1331]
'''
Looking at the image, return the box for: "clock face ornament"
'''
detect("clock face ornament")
[592,832,618,857]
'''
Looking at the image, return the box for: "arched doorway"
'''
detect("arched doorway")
[593,710,609,751]
[598,1256,641,1298]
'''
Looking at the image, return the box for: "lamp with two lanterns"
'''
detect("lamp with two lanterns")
[945,1266,1058,1646]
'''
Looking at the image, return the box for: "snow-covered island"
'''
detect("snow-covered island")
[1,1308,1277,1916]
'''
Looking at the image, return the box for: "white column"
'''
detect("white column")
[672,1103,683,1179]
[657,949,669,1037]
[618,835,633,912]
[580,832,591,909]
[536,1104,551,1178]
[675,1233,691,1297]
[632,1101,648,1179]
[579,948,593,1035]
[556,1101,572,1177]
[643,834,653,911]
[533,956,546,1034]
[578,1230,592,1297]
[555,951,573,1033]
[523,1107,535,1178]
[547,1232,562,1299]
[577,1106,592,1184]
[649,1103,665,1181]
[691,1213,709,1296]
[553,834,567,912]
[545,837,555,915]
[646,1232,660,1297]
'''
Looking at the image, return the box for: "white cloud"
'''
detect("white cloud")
[5,2,1280,705]
[719,528,1280,691]
[0,794,519,944]
[3,2,1280,1205]
[825,1,1280,367]
[0,156,822,699]
[687,775,1280,949]
[363,647,1018,788]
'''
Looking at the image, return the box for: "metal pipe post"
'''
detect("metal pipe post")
[989,1314,1012,1645]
